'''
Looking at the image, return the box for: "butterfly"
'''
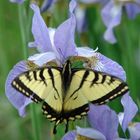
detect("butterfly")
[11,59,129,134]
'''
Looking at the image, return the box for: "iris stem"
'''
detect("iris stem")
[18,4,28,58]
[118,17,137,99]
[30,104,40,140]
[18,4,40,140]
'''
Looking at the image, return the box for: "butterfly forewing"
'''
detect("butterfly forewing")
[12,67,63,113]
[69,69,129,105]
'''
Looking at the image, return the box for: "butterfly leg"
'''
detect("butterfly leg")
[64,119,69,133]
[53,119,61,134]
[53,124,57,134]
[53,118,69,134]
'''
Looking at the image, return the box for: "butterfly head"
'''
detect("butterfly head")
[63,60,71,72]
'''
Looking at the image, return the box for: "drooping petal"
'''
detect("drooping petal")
[101,1,122,43]
[76,126,106,140]
[121,93,138,132]
[88,104,118,140]
[104,27,117,44]
[30,4,53,53]
[54,0,77,62]
[125,3,140,19]
[62,131,76,140]
[9,0,25,3]
[18,98,32,117]
[28,52,56,66]
[128,123,140,140]
[96,53,126,81]
[5,61,32,117]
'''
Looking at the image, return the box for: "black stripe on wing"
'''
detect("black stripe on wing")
[48,68,60,98]
[90,71,98,86]
[42,102,61,122]
[70,70,89,98]
[42,101,89,122]
[63,104,89,121]
[12,77,42,103]
[92,82,129,105]
[39,69,47,85]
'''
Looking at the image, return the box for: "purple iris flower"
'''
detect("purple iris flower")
[62,105,119,140]
[77,0,140,43]
[5,2,137,136]
[62,104,139,140]
[101,0,140,43]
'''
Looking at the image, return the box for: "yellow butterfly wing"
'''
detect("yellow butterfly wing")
[73,70,129,104]
[63,83,89,121]
[63,69,129,120]
[12,67,63,117]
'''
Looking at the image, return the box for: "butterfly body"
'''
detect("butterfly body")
[61,60,72,93]
[12,60,129,134]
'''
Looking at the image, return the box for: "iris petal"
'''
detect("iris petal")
[76,126,106,140]
[76,47,97,57]
[30,4,53,52]
[88,104,118,140]
[125,3,140,19]
[121,93,138,132]
[101,1,122,43]
[5,61,32,117]
[96,53,126,81]
[62,131,76,140]
[54,0,77,62]
[128,123,140,140]
[28,52,56,66]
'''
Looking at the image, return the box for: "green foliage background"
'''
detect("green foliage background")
[0,0,140,140]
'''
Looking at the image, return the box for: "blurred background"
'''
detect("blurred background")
[0,0,140,140]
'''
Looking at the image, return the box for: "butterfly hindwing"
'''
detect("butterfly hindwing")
[12,67,63,113]
[62,70,89,121]
[63,75,89,121]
